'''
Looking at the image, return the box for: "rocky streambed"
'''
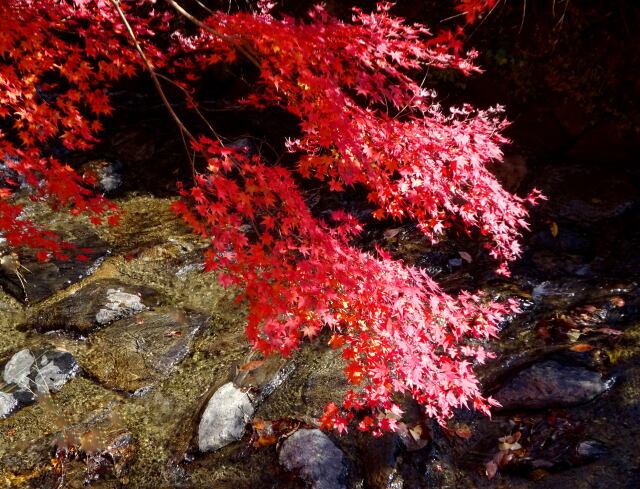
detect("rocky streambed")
[1,158,640,489]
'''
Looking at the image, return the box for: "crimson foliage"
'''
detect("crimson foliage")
[0,0,539,435]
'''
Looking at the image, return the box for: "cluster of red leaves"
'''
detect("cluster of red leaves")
[0,0,168,258]
[169,2,541,433]
[0,0,539,433]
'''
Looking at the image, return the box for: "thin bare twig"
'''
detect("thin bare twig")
[156,72,224,144]
[164,0,261,68]
[518,0,527,34]
[108,0,198,177]
[194,0,215,15]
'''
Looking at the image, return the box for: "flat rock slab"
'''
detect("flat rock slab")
[279,429,346,489]
[494,360,612,411]
[198,382,254,452]
[29,278,160,334]
[0,230,109,304]
[1,348,80,419]
[79,308,208,392]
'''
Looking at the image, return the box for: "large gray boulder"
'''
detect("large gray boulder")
[198,382,254,452]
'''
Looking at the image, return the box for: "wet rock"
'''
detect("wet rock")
[488,153,528,193]
[29,278,160,334]
[31,350,81,393]
[0,348,80,418]
[79,308,208,391]
[79,159,124,194]
[493,415,608,475]
[198,382,254,452]
[356,433,403,489]
[0,229,110,303]
[279,429,346,489]
[415,251,454,277]
[576,440,608,461]
[494,361,611,411]
[3,348,35,388]
[3,348,79,395]
[0,392,19,418]
[534,165,637,223]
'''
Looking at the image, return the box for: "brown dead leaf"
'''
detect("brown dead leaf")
[530,469,549,481]
[549,221,558,237]
[253,435,279,447]
[250,418,302,448]
[409,424,423,441]
[495,450,515,466]
[239,360,266,371]
[383,228,402,239]
[486,460,498,479]
[610,297,625,307]
[454,425,473,439]
[498,431,523,451]
[458,251,473,263]
[570,343,595,352]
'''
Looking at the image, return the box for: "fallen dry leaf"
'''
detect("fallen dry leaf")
[239,360,266,371]
[454,425,473,439]
[570,343,595,352]
[610,297,625,307]
[485,460,498,479]
[530,469,549,481]
[458,251,473,263]
[383,228,402,239]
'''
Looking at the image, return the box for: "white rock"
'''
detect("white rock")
[95,288,148,325]
[198,382,254,452]
[3,349,35,388]
[0,392,19,419]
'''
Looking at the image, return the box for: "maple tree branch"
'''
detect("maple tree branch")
[164,0,261,68]
[108,0,197,177]
[193,0,215,16]
[155,72,223,144]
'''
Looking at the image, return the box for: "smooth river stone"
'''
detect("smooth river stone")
[79,308,208,392]
[495,360,612,411]
[29,278,160,334]
[198,382,254,452]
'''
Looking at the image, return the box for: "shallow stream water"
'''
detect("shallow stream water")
[0,159,639,488]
